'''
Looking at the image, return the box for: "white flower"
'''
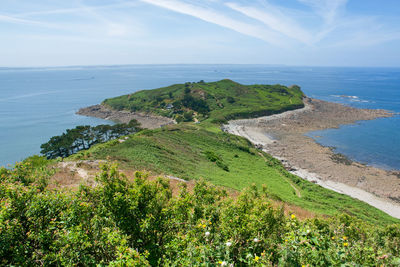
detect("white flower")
[226,241,232,247]
[205,231,210,237]
[253,238,260,243]
[221,261,227,266]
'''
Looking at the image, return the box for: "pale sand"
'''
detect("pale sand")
[223,98,400,219]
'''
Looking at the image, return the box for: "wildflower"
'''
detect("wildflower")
[205,231,210,237]
[220,261,227,266]
[261,251,265,257]
[343,242,348,247]
[253,238,260,243]
[202,224,207,228]
[254,256,260,262]
[226,241,232,247]
[291,214,296,219]
[331,236,335,240]
[343,236,347,240]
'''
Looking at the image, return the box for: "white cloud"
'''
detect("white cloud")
[140,0,285,45]
[0,14,56,28]
[298,0,347,25]
[226,2,313,45]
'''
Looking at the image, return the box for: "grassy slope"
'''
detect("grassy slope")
[102,79,304,122]
[72,123,399,226]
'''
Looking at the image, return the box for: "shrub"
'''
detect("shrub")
[0,163,399,266]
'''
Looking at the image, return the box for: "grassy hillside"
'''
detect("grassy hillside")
[2,160,400,266]
[4,79,399,265]
[72,123,399,226]
[102,79,304,123]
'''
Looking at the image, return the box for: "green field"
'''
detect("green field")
[73,123,399,226]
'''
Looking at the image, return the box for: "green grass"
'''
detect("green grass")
[73,123,399,226]
[102,79,304,123]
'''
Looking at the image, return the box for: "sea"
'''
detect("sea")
[1,65,399,170]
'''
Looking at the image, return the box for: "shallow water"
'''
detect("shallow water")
[1,65,399,170]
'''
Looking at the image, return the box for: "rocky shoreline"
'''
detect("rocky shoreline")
[76,104,175,129]
[223,97,400,219]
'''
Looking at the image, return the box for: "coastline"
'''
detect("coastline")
[76,104,175,129]
[223,97,400,219]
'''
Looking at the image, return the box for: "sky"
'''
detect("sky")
[1,0,400,67]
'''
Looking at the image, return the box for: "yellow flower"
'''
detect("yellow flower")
[218,261,223,264]
[254,256,260,262]
[302,265,306,267]
[291,214,296,219]
[343,236,347,240]
[343,242,349,247]
[202,224,206,228]
[331,236,335,240]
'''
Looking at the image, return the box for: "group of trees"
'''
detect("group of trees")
[40,120,141,159]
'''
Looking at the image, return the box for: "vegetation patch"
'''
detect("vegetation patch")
[1,163,399,266]
[40,120,141,159]
[204,151,229,172]
[102,79,305,123]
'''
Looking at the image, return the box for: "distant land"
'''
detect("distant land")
[78,79,305,124]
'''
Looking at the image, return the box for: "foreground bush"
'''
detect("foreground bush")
[1,162,400,266]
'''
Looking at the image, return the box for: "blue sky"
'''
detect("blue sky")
[1,0,400,67]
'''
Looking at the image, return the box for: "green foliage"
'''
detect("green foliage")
[102,79,304,123]
[84,124,398,225]
[40,120,141,159]
[204,151,229,171]
[1,163,399,265]
[183,111,194,122]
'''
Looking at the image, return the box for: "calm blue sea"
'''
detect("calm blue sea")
[1,65,399,170]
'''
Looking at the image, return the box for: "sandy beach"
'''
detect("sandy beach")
[223,98,400,219]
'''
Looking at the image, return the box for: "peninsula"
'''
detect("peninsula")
[76,79,400,218]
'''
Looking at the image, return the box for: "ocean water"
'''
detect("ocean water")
[1,65,399,170]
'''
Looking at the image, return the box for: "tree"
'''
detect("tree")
[40,120,141,159]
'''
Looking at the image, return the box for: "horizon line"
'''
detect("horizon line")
[1,63,400,69]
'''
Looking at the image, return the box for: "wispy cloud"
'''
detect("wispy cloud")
[226,2,313,45]
[0,14,57,28]
[298,0,347,25]
[1,1,142,38]
[140,0,285,45]
[1,0,400,66]
[140,0,400,48]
